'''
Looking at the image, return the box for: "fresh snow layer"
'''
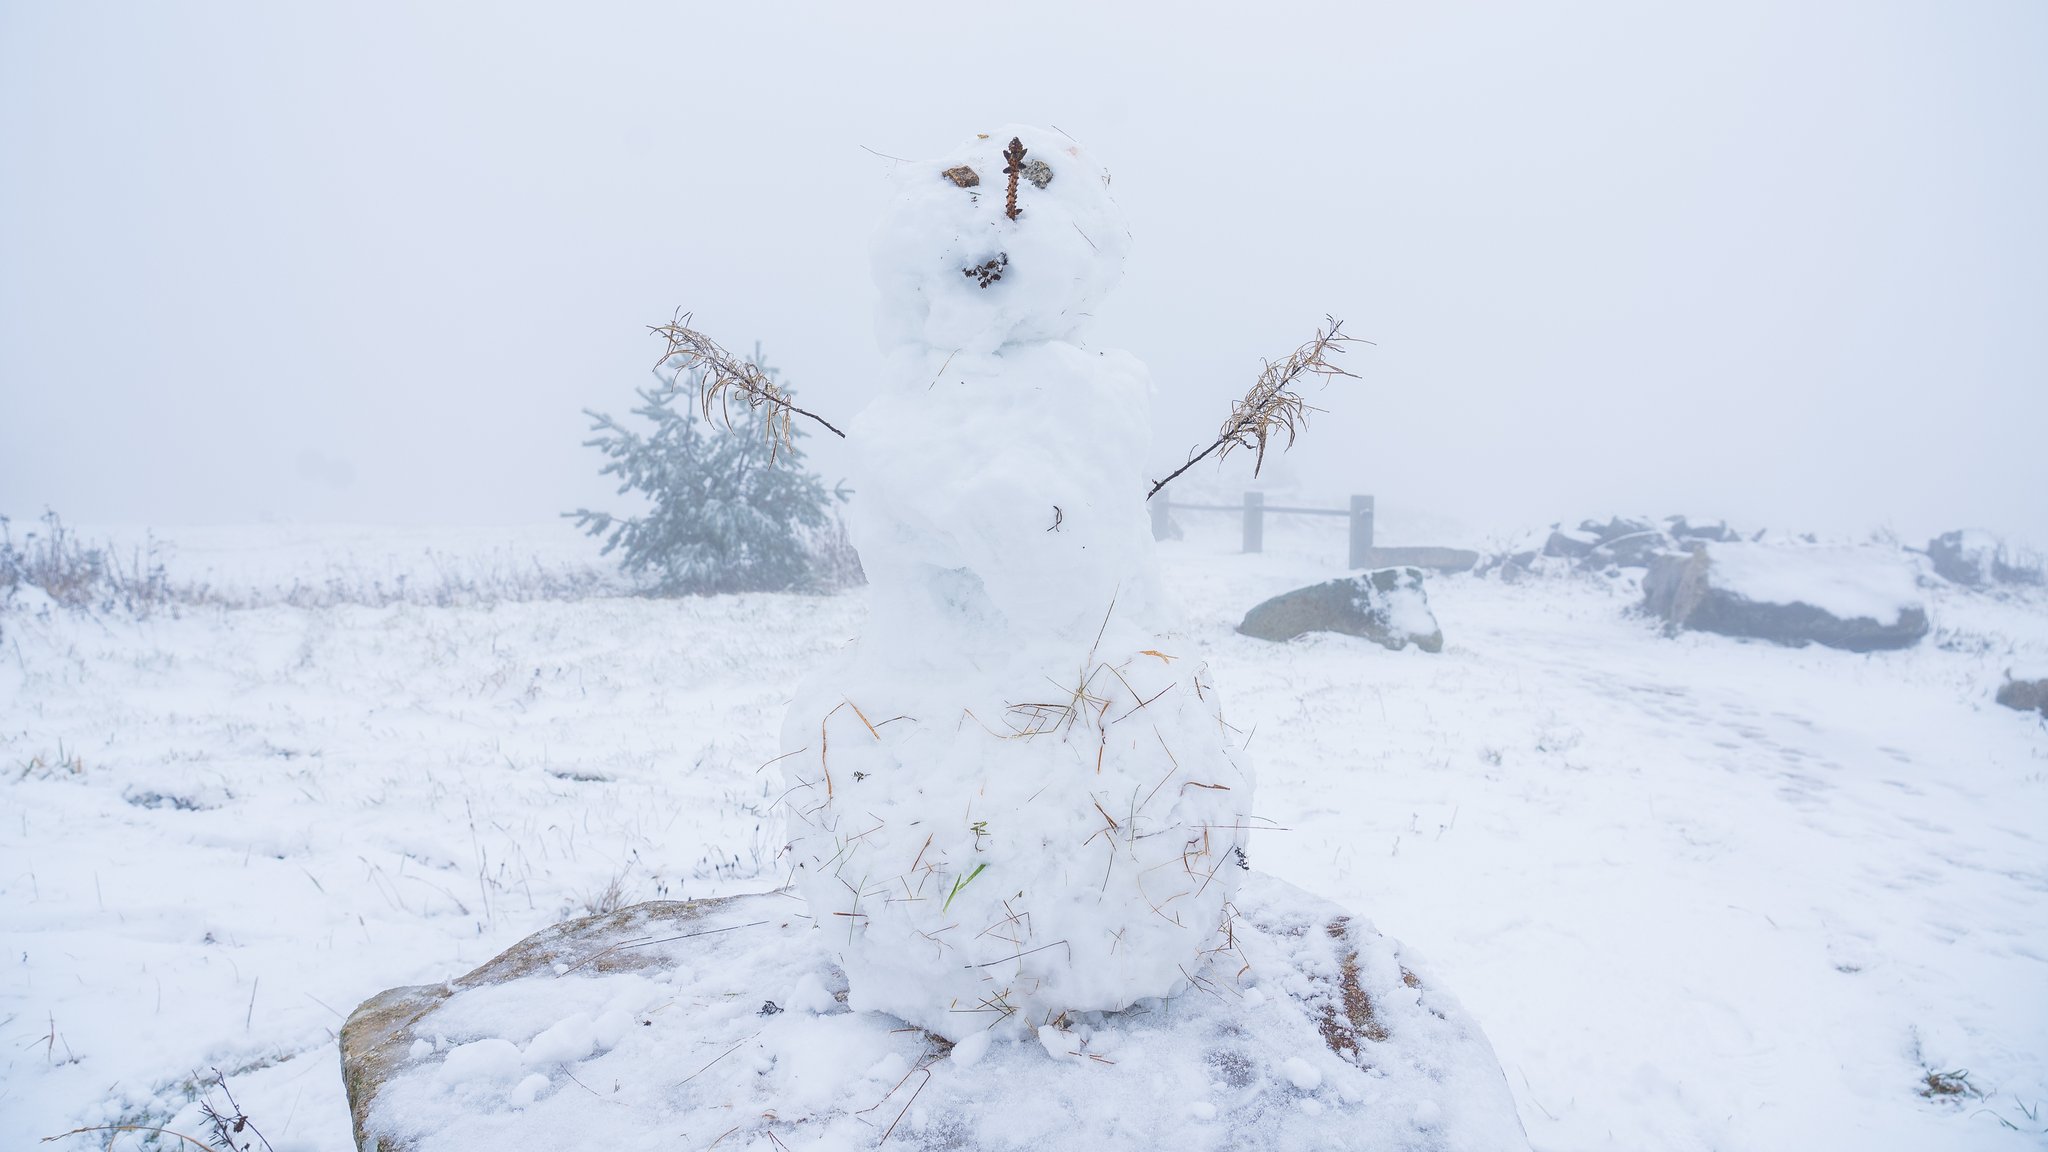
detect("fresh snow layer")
[1701,541,1926,624]
[1371,572,1441,644]
[1,518,2046,1150]
[360,875,1526,1152]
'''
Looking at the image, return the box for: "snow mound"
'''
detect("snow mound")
[345,877,1528,1152]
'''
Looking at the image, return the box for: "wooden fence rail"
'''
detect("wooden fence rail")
[1151,493,1377,568]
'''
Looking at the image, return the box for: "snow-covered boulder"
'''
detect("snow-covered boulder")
[1927,529,2043,588]
[339,878,1529,1152]
[1997,673,2048,717]
[1540,528,1596,561]
[780,126,1252,1039]
[1238,568,1444,652]
[1643,543,1929,652]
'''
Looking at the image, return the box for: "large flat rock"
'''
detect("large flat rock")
[1642,544,1929,652]
[340,875,1526,1151]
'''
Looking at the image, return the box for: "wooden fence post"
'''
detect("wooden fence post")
[1349,494,1375,568]
[1242,492,1264,554]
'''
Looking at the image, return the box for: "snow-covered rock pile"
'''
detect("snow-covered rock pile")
[1927,529,2043,589]
[780,127,1253,1038]
[340,879,1527,1152]
[1478,515,1740,580]
[1643,542,1930,651]
[1238,568,1444,652]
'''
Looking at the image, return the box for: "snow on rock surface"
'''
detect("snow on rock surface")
[342,875,1527,1152]
[781,126,1252,1039]
[1702,543,1924,626]
[1644,542,1931,651]
[1237,567,1445,651]
[1997,675,2048,717]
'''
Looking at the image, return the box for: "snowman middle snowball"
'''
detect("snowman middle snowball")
[780,126,1255,1039]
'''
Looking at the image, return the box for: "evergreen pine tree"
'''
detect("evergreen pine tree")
[570,350,840,595]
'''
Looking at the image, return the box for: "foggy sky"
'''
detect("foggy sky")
[3,1,2043,547]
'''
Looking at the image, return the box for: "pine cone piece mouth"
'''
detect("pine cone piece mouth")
[963,252,1009,288]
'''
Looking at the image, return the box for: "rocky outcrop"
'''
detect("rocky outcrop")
[1484,515,1743,580]
[1540,530,1595,561]
[1568,517,1737,569]
[339,876,1528,1152]
[1667,517,1740,544]
[1239,567,1444,652]
[1928,530,2043,588]
[1642,546,1929,652]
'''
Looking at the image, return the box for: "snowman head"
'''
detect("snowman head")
[871,124,1131,354]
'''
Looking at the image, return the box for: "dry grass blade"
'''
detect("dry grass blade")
[40,1126,214,1151]
[648,312,847,460]
[1146,316,1362,500]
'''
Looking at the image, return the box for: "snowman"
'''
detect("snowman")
[780,125,1254,1040]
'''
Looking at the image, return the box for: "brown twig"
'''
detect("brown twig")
[651,311,1357,502]
[1001,137,1027,220]
[201,1066,277,1152]
[1146,316,1361,500]
[648,313,846,460]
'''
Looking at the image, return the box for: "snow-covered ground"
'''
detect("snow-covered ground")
[4,517,2045,1150]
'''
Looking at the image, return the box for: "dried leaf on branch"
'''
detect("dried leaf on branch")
[1146,317,1362,501]
[649,312,846,460]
